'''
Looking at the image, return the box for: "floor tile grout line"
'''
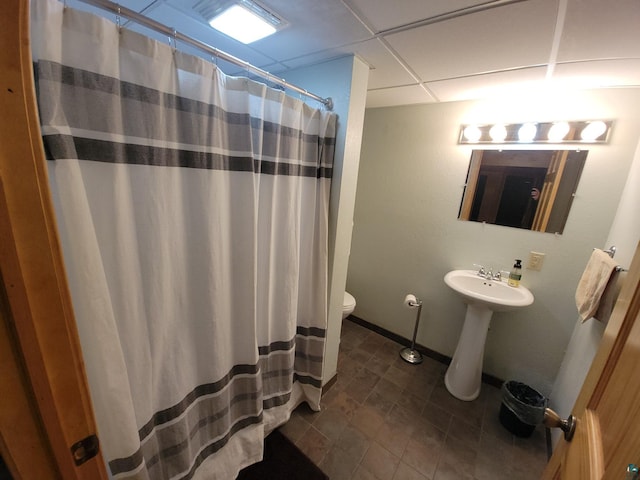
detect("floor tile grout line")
[287,318,549,479]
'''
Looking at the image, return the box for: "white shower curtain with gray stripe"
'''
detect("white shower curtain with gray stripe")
[31,0,335,478]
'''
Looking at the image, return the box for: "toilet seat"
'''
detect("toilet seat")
[342,291,356,318]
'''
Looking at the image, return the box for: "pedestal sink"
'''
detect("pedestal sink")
[443,270,534,401]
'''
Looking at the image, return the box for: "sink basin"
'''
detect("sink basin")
[444,269,533,312]
[443,269,534,401]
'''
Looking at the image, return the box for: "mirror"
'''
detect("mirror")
[458,150,587,233]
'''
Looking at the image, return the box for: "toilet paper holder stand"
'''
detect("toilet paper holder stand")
[400,295,424,364]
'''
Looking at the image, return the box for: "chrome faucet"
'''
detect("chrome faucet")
[474,264,505,281]
[473,264,487,277]
[495,270,511,281]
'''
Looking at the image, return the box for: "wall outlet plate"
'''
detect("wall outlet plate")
[527,251,545,271]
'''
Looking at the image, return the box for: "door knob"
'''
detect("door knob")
[543,408,576,441]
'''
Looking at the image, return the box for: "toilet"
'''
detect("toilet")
[342,292,356,319]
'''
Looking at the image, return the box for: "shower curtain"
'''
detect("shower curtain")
[31,0,336,478]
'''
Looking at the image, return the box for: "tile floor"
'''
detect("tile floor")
[279,318,549,480]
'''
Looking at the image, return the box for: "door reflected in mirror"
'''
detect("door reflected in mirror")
[458,150,587,234]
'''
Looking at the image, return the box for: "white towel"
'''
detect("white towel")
[594,270,626,324]
[575,249,619,322]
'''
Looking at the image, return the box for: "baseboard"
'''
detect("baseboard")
[346,314,504,389]
[321,373,338,396]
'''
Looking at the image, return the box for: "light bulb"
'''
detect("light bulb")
[580,121,607,141]
[518,123,537,142]
[489,124,507,142]
[463,125,482,143]
[548,122,570,142]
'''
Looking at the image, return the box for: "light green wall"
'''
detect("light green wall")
[347,88,640,393]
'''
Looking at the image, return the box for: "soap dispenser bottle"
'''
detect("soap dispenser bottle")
[508,259,522,287]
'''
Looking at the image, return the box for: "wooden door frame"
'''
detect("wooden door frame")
[0,1,107,478]
[459,150,483,220]
[532,150,568,232]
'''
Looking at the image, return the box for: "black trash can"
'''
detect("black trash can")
[499,381,547,438]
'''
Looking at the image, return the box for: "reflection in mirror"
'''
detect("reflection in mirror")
[458,150,587,234]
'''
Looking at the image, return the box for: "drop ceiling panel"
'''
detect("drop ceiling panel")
[283,39,417,90]
[426,66,547,102]
[66,0,159,20]
[557,0,640,62]
[357,40,419,90]
[119,0,159,12]
[552,59,640,88]
[276,39,417,90]
[276,51,353,71]
[367,85,436,108]
[384,0,558,82]
[347,0,494,32]
[250,1,372,62]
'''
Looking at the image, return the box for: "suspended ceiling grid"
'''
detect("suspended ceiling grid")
[65,0,640,108]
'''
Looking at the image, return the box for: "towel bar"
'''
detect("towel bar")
[593,246,627,272]
[594,245,617,258]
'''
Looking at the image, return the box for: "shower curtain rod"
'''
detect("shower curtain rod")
[73,0,334,110]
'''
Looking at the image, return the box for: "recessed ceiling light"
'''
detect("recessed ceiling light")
[208,1,281,44]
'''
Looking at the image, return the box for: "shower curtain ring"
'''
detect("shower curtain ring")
[116,5,122,32]
[171,29,177,53]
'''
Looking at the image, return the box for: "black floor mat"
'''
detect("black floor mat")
[236,429,328,480]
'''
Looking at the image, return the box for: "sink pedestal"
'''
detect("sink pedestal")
[442,270,534,401]
[444,303,493,401]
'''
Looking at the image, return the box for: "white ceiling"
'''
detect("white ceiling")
[68,0,640,108]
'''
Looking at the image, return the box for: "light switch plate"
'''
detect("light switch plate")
[527,251,545,271]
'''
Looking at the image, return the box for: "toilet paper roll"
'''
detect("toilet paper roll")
[404,294,418,307]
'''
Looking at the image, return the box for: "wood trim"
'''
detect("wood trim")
[567,410,603,480]
[459,150,483,221]
[0,1,107,478]
[583,411,603,479]
[533,150,567,232]
[0,276,60,479]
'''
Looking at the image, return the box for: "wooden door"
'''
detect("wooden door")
[0,0,108,478]
[542,241,640,480]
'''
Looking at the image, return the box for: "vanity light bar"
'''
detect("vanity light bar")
[459,120,613,144]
